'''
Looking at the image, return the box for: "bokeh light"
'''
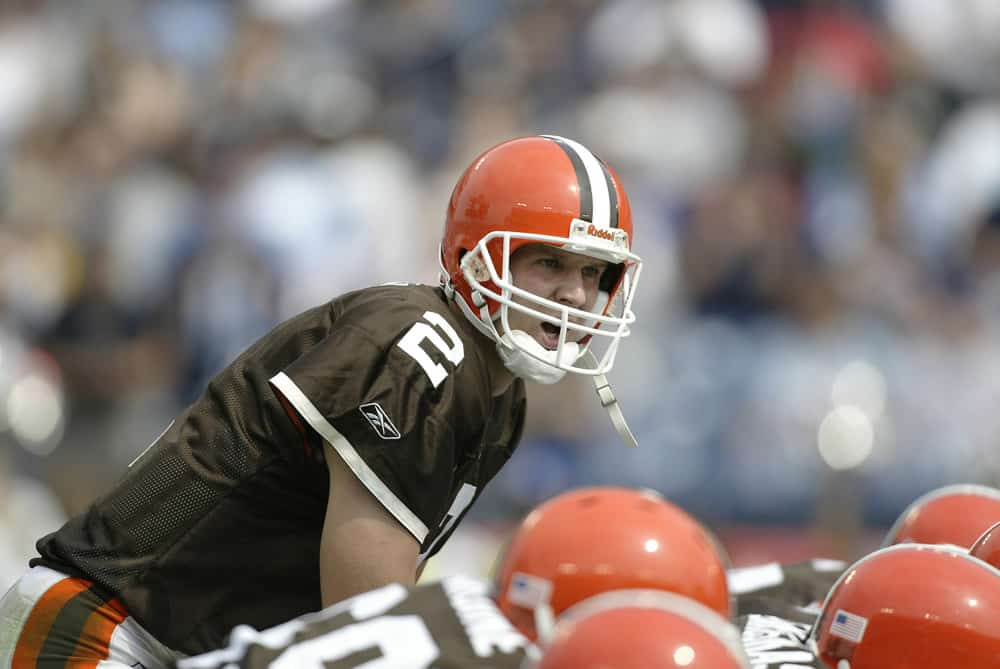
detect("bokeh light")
[818,405,875,471]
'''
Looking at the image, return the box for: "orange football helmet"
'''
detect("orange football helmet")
[811,544,1000,669]
[535,590,749,669]
[494,487,731,640]
[440,135,642,378]
[970,521,1000,570]
[882,483,1000,548]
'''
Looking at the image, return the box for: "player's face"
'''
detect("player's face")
[506,244,607,350]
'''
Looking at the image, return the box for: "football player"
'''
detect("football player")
[176,575,533,669]
[174,587,752,669]
[729,482,1000,622]
[738,543,1000,668]
[810,543,1000,668]
[0,136,643,668]
[730,562,834,669]
[170,486,734,669]
[738,610,821,669]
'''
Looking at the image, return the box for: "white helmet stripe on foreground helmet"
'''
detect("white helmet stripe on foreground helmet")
[556,589,748,663]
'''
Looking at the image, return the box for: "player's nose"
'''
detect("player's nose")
[553,271,587,309]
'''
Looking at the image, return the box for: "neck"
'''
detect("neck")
[448,299,514,396]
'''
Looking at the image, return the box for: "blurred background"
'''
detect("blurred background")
[2,0,1000,587]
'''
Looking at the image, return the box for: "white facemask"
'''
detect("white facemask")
[497,330,580,384]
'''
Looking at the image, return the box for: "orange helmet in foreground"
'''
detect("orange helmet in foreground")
[494,487,730,640]
[811,544,1000,669]
[534,590,749,669]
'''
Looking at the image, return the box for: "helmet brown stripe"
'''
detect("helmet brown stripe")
[541,135,593,223]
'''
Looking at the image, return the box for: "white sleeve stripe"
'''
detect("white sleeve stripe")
[269,371,429,543]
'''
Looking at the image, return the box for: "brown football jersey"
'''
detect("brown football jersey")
[175,576,534,669]
[32,284,525,654]
[737,613,822,669]
[729,559,847,620]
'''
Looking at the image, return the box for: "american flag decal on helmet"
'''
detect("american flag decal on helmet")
[507,572,553,608]
[829,609,868,643]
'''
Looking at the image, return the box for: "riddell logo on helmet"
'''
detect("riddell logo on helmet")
[587,224,615,241]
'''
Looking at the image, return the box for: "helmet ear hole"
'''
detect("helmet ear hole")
[453,249,468,276]
[599,264,623,293]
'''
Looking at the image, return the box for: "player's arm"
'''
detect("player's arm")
[319,441,420,607]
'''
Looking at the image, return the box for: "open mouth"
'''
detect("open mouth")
[539,322,560,350]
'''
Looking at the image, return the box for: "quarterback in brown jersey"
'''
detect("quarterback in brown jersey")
[0,136,642,668]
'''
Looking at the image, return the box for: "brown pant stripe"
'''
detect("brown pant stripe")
[12,578,92,668]
[68,597,129,669]
[13,578,128,669]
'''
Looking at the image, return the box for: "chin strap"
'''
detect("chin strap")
[587,351,638,448]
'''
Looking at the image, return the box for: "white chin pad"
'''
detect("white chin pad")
[498,330,580,384]
[510,329,581,367]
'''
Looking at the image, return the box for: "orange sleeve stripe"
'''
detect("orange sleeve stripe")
[68,597,130,669]
[12,577,93,668]
[276,390,314,457]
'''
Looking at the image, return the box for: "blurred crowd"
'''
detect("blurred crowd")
[3,0,1000,587]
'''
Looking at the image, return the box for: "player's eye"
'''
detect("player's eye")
[581,265,605,280]
[538,257,561,270]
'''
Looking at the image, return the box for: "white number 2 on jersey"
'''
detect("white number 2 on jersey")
[397,311,464,388]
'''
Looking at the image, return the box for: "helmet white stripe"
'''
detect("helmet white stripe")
[598,158,620,229]
[542,134,613,230]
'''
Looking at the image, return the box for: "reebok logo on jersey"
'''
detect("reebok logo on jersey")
[360,403,401,440]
